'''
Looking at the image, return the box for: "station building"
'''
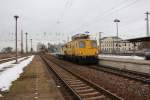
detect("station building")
[100,37,140,54]
[126,36,150,53]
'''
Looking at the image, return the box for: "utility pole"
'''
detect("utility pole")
[30,39,33,53]
[99,32,102,53]
[112,37,114,54]
[145,11,150,37]
[21,30,23,54]
[67,36,69,42]
[25,32,28,53]
[14,15,19,64]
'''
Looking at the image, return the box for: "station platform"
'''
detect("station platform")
[1,56,64,100]
[99,56,150,74]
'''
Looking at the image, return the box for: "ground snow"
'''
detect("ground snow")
[0,94,3,97]
[0,57,28,71]
[98,55,145,60]
[0,56,34,92]
[0,57,15,62]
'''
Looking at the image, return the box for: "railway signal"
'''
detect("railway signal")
[25,32,28,53]
[21,30,24,54]
[30,39,33,53]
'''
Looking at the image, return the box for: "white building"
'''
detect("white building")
[100,37,140,54]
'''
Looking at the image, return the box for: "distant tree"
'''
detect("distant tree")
[1,47,13,53]
[37,42,48,53]
[47,42,62,53]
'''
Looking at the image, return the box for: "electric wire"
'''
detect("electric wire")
[71,0,142,33]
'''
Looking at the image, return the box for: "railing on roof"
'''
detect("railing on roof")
[72,34,90,40]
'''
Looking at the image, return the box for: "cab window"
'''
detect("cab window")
[79,41,85,48]
[92,41,97,48]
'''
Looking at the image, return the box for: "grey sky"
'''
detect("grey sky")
[0,0,150,51]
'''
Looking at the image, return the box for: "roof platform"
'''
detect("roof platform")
[72,34,89,40]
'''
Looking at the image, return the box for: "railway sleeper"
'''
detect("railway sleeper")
[70,83,87,87]
[76,88,95,93]
[68,82,84,85]
[66,80,81,83]
[85,95,107,100]
[42,56,123,100]
[62,77,77,80]
[74,86,91,90]
[145,78,150,81]
[80,91,100,97]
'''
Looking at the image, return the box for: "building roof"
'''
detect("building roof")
[101,36,122,40]
[126,36,150,42]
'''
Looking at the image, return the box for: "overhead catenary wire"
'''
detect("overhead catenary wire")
[61,0,131,34]
[57,0,75,24]
[71,0,142,33]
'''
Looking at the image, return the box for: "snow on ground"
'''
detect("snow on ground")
[0,56,28,71]
[0,57,15,62]
[0,55,34,92]
[98,54,145,60]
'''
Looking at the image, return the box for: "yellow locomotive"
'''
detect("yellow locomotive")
[60,34,99,64]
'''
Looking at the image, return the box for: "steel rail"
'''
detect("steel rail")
[91,65,150,84]
[42,55,123,100]
[53,55,150,84]
[0,56,24,63]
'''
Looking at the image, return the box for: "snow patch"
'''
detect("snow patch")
[0,57,28,71]
[99,55,145,60]
[0,57,15,62]
[0,55,34,91]
[0,94,3,97]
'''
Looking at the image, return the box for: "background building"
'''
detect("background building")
[101,37,140,54]
[126,37,150,54]
[101,37,121,54]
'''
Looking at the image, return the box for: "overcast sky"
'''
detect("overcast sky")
[0,0,150,51]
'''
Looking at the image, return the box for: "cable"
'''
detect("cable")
[57,0,75,24]
[71,0,141,33]
[70,0,131,32]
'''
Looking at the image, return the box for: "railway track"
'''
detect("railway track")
[90,65,150,84]
[0,57,16,63]
[42,55,123,100]
[0,56,24,64]
[52,55,150,84]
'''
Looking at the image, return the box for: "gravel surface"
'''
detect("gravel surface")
[1,55,64,100]
[47,55,150,100]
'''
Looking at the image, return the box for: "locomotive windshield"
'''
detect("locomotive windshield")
[79,41,85,48]
[92,41,97,48]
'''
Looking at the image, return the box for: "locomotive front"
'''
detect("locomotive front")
[61,34,99,64]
